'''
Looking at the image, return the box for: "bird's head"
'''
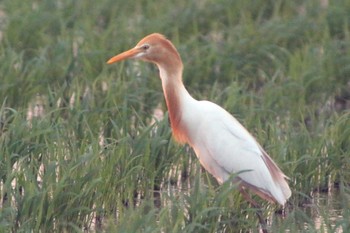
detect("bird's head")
[107,33,182,71]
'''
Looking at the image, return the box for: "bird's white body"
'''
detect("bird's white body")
[189,102,290,205]
[160,71,290,205]
[107,33,291,206]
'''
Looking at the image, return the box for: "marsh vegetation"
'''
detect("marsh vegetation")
[0,0,349,232]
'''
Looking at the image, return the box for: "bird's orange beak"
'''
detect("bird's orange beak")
[107,47,141,64]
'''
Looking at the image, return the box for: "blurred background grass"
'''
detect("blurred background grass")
[0,0,349,232]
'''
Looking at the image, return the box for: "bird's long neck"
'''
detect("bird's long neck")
[156,59,193,144]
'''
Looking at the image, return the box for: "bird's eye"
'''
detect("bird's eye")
[141,44,150,50]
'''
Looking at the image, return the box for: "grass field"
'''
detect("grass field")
[0,0,349,232]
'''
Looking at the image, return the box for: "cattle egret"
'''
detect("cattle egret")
[107,33,291,210]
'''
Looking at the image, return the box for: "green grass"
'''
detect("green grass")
[0,0,349,232]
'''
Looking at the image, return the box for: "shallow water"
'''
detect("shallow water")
[301,190,345,233]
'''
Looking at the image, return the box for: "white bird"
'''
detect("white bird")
[107,33,291,207]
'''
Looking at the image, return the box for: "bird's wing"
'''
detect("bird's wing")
[189,101,290,204]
